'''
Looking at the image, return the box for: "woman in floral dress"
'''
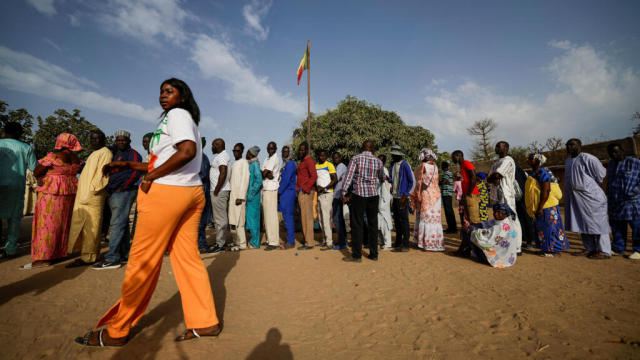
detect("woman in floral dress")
[410,148,445,251]
[469,203,519,268]
[24,133,82,269]
[524,152,570,257]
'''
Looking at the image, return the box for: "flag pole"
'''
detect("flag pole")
[306,40,311,153]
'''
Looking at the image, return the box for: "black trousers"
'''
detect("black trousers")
[350,194,379,259]
[442,195,457,232]
[392,199,410,248]
[516,199,536,246]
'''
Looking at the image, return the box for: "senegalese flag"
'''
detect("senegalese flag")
[297,44,309,85]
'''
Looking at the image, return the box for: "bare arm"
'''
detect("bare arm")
[214,165,227,196]
[261,169,274,180]
[33,164,49,178]
[536,181,550,217]
[103,161,148,175]
[328,173,338,189]
[141,140,196,193]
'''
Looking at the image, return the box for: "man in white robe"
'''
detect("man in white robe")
[488,141,523,253]
[228,143,250,251]
[261,141,281,250]
[564,138,611,259]
[378,160,393,249]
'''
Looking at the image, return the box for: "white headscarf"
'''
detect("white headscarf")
[419,148,437,161]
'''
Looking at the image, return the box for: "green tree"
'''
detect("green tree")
[632,111,640,136]
[467,118,496,161]
[290,96,436,168]
[33,108,111,159]
[0,100,35,143]
[509,145,529,162]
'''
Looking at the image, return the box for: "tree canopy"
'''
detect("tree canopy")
[33,108,112,159]
[0,101,34,144]
[290,96,436,168]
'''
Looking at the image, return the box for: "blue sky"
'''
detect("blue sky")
[1,0,639,159]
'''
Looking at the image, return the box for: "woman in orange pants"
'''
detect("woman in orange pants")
[76,78,222,346]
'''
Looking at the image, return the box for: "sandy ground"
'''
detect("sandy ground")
[1,210,639,360]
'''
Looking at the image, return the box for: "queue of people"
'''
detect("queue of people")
[0,77,639,346]
[2,126,640,269]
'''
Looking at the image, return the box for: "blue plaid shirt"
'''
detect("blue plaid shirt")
[607,156,640,220]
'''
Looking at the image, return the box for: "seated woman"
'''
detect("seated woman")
[467,203,519,268]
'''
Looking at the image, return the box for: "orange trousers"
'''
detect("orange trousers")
[96,184,219,338]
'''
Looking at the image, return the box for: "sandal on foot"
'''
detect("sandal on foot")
[175,322,223,342]
[75,329,127,347]
[19,262,51,270]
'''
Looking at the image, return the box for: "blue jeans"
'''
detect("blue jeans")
[105,190,137,262]
[610,218,640,254]
[332,198,347,247]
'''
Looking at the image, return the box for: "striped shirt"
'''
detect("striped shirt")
[440,169,453,197]
[342,151,384,198]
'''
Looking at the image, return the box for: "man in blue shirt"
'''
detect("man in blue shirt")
[93,130,142,270]
[0,122,37,259]
[278,145,297,249]
[388,145,415,252]
[606,143,640,260]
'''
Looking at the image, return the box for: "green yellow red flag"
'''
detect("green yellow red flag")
[297,44,309,85]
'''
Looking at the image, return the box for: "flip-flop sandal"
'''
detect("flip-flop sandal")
[175,322,223,342]
[19,262,51,270]
[539,253,554,258]
[75,329,127,347]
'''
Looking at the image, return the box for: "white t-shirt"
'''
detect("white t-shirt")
[261,153,281,191]
[148,108,202,186]
[210,150,231,192]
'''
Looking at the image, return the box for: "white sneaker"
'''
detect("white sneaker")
[628,252,640,260]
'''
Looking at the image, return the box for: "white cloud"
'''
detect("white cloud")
[242,0,273,41]
[68,13,80,26]
[43,38,61,52]
[191,34,305,116]
[405,41,640,152]
[26,0,56,16]
[98,0,191,45]
[0,46,159,123]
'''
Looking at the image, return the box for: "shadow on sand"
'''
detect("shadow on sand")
[246,328,293,360]
[109,250,239,360]
[0,261,87,306]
